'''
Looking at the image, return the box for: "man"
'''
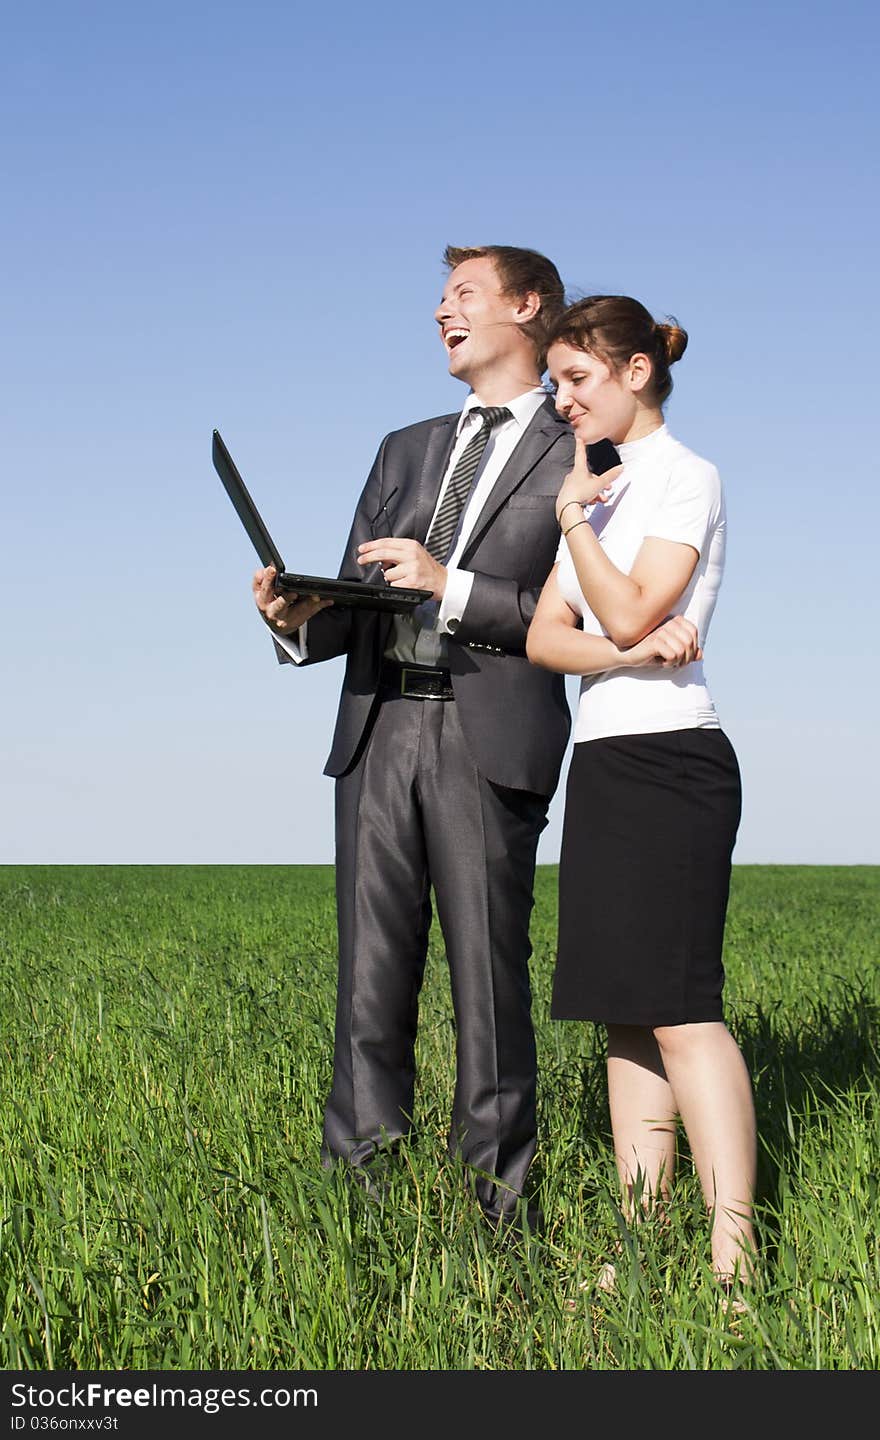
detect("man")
[252,245,677,1228]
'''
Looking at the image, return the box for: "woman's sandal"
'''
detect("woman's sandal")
[596,1259,618,1294]
[716,1275,749,1317]
[565,1242,624,1309]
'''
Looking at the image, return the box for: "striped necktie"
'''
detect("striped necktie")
[424,405,512,561]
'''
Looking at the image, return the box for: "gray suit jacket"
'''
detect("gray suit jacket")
[279,397,616,797]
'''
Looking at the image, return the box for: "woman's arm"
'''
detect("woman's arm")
[555,439,719,649]
[563,526,699,650]
[526,566,701,676]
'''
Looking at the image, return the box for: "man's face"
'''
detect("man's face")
[434,256,530,383]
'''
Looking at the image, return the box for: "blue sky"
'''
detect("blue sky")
[2,0,878,864]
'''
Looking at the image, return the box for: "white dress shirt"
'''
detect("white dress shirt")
[273,387,549,667]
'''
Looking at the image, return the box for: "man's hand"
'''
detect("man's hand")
[627,616,702,669]
[356,538,447,599]
[555,437,623,524]
[252,566,333,635]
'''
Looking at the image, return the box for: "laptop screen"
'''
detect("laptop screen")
[212,429,285,574]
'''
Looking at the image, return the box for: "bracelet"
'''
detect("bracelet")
[563,519,588,537]
[557,499,583,523]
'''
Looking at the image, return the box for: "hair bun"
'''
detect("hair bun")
[657,319,688,364]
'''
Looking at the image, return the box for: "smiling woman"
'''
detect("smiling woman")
[526,293,758,1302]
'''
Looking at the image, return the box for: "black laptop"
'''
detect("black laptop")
[212,429,434,612]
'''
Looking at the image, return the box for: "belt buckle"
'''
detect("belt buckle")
[400,666,446,699]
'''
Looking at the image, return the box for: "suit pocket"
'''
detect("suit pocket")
[504,493,557,510]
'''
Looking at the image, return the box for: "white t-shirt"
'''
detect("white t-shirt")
[556,424,726,743]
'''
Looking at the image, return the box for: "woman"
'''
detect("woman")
[526,295,756,1297]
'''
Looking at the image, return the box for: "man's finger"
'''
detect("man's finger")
[357,540,414,565]
[358,540,399,558]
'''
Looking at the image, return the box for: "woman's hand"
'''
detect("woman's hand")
[555,438,623,525]
[626,616,702,669]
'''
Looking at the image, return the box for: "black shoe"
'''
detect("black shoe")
[322,1150,396,1203]
[350,1163,392,1202]
[480,1201,544,1241]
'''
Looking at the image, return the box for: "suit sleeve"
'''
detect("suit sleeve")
[450,573,542,654]
[446,428,607,656]
[274,434,390,667]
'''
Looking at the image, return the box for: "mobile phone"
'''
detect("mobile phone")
[587,439,621,474]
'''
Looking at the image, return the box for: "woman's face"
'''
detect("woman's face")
[547,340,639,445]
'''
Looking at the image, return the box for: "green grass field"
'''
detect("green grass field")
[1,864,877,1370]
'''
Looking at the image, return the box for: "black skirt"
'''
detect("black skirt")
[552,728,742,1027]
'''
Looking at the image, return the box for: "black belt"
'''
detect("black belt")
[380,660,455,700]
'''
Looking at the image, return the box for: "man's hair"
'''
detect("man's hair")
[443,244,565,370]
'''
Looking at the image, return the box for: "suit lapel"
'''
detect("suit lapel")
[411,416,458,543]
[370,416,456,652]
[458,397,568,562]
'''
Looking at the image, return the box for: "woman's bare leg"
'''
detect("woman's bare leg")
[653,1021,757,1282]
[606,1024,679,1216]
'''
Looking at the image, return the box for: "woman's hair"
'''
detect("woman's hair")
[547,295,688,404]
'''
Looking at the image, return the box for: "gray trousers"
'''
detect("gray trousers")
[321,689,549,1215]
